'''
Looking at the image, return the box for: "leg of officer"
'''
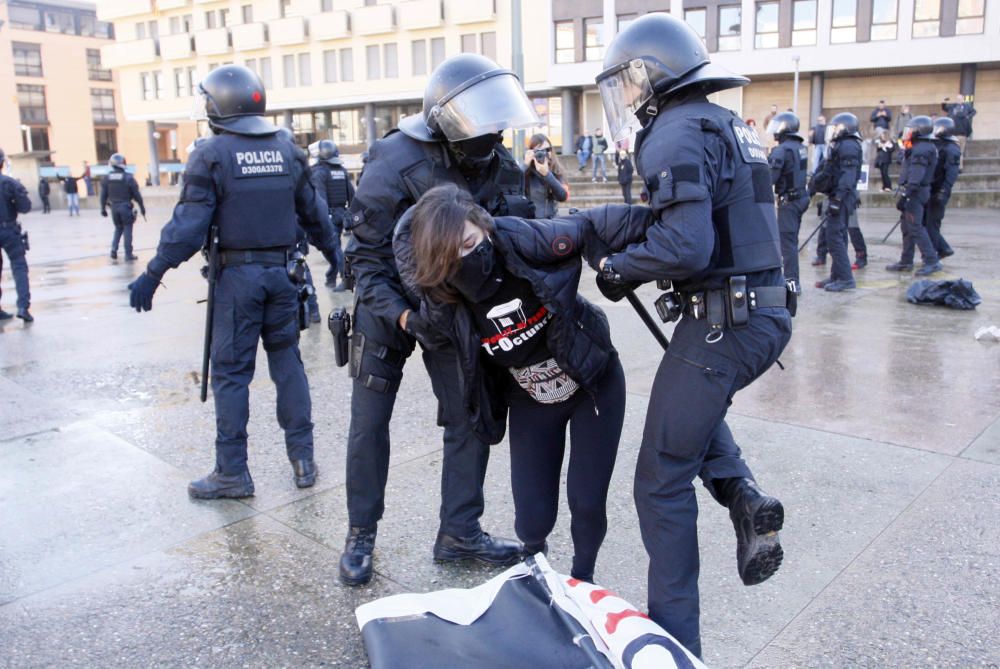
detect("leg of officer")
[777,203,800,285]
[1,229,31,312]
[925,199,952,257]
[123,221,135,259]
[813,222,827,265]
[821,206,853,286]
[210,265,264,478]
[110,208,124,257]
[908,199,940,272]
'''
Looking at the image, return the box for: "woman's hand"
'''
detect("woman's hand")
[534,159,550,177]
[398,309,410,330]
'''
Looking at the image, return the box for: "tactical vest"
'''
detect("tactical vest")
[932,140,962,190]
[209,133,299,250]
[774,139,808,195]
[104,170,132,204]
[315,163,350,208]
[636,101,782,285]
[901,140,937,190]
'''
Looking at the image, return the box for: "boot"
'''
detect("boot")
[125,254,139,262]
[110,251,117,260]
[824,279,856,292]
[814,278,831,289]
[0,310,13,320]
[308,309,321,324]
[16,308,33,322]
[339,525,377,586]
[851,254,868,270]
[717,478,784,586]
[291,459,317,488]
[188,467,254,499]
[433,529,524,566]
[885,262,913,272]
[810,256,826,266]
[915,261,943,276]
[332,281,347,293]
[938,247,955,259]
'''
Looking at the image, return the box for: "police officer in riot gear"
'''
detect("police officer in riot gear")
[583,13,791,657]
[128,65,336,498]
[339,53,536,586]
[926,116,961,259]
[100,153,146,261]
[0,148,34,322]
[809,112,863,291]
[310,139,354,290]
[886,116,941,275]
[768,112,810,290]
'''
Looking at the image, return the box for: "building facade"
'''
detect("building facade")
[0,0,143,193]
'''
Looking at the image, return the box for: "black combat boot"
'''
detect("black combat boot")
[433,529,524,566]
[16,308,33,322]
[339,525,377,586]
[716,477,784,586]
[187,467,254,499]
[291,459,317,488]
[0,310,13,320]
[885,262,913,272]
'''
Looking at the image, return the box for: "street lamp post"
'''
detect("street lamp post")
[792,56,800,116]
[511,0,525,162]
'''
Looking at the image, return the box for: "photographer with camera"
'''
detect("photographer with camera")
[523,134,569,219]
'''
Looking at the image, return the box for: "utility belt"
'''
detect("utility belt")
[219,248,290,267]
[653,275,795,339]
[778,189,804,203]
[218,246,315,330]
[0,220,20,230]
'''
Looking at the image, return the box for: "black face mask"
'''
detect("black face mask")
[450,133,500,170]
[449,237,503,302]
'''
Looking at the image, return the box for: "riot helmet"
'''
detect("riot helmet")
[317,139,340,162]
[192,65,277,136]
[595,13,749,141]
[0,148,5,167]
[902,115,934,142]
[932,116,958,141]
[769,112,802,141]
[108,153,126,169]
[398,54,538,144]
[828,113,861,141]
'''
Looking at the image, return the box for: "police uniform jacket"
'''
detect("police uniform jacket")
[768,137,808,200]
[100,168,145,215]
[580,93,783,293]
[310,161,354,211]
[898,139,938,206]
[0,175,32,222]
[394,212,617,444]
[345,129,533,353]
[809,137,862,207]
[931,139,962,204]
[146,131,334,280]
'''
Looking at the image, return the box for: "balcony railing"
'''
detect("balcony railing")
[398,0,443,30]
[352,4,395,36]
[100,39,158,68]
[270,16,308,45]
[193,27,231,55]
[160,33,194,60]
[449,0,495,24]
[311,11,351,40]
[232,22,268,51]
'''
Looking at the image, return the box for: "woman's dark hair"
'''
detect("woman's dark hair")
[410,183,495,303]
[527,133,564,178]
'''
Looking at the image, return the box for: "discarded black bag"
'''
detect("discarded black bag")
[906,279,982,310]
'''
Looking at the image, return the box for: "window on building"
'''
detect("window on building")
[13,43,43,77]
[259,58,273,88]
[341,48,354,81]
[95,129,118,162]
[242,5,253,23]
[169,16,180,34]
[384,43,398,78]
[331,109,364,147]
[956,0,984,34]
[219,8,230,27]
[792,0,817,44]
[461,34,477,53]
[174,67,188,96]
[154,71,166,98]
[87,49,112,81]
[9,5,42,30]
[141,72,153,100]
[17,84,47,123]
[91,88,116,124]
[97,20,115,39]
[617,13,638,32]
[366,45,381,80]
[298,53,312,85]
[554,21,575,63]
[205,11,216,29]
[280,0,292,18]
[718,5,742,50]
[755,2,779,47]
[322,0,334,10]
[584,18,604,61]
[136,22,146,39]
[22,127,50,153]
[412,39,427,76]
[283,54,297,87]
[245,57,256,72]
[182,14,193,32]
[481,32,497,61]
[44,9,76,34]
[831,0,857,42]
[430,38,446,69]
[685,9,707,38]
[324,50,338,82]
[912,0,939,35]
[871,0,897,39]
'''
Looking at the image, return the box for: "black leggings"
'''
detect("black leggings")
[506,355,626,580]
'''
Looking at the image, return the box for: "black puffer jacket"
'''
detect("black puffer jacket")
[394,212,640,444]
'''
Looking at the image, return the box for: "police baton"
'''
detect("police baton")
[881,187,905,243]
[798,219,824,253]
[624,289,670,352]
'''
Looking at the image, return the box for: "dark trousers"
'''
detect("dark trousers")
[899,197,939,265]
[345,311,488,536]
[41,196,50,213]
[110,204,136,257]
[210,264,314,474]
[878,163,892,190]
[635,306,791,658]
[507,356,625,579]
[0,225,30,310]
[821,205,853,282]
[816,213,866,260]
[924,196,953,255]
[777,197,808,283]
[323,210,346,284]
[621,183,633,204]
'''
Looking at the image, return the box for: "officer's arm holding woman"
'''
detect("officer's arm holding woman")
[393,183,627,583]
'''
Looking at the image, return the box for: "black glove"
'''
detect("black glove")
[599,255,624,284]
[895,196,908,212]
[128,272,160,312]
[403,305,450,350]
[827,198,842,216]
[101,209,108,217]
[596,275,639,303]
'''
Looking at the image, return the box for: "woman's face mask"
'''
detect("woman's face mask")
[450,235,503,302]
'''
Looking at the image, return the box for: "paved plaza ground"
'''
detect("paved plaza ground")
[1,204,999,668]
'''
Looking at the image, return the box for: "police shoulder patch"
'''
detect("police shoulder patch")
[551,234,574,257]
[730,119,769,164]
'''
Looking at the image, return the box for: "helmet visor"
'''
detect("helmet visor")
[597,60,654,142]
[434,73,539,142]
[191,85,210,121]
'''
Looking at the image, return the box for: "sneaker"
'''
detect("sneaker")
[852,255,868,270]
[885,262,913,272]
[591,177,597,182]
[824,279,857,292]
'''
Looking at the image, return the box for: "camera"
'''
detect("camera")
[533,149,548,163]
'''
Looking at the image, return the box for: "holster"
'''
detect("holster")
[328,307,352,367]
